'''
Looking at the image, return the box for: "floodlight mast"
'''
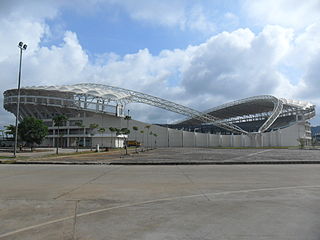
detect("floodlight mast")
[13,42,27,157]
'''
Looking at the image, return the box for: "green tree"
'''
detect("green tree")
[120,128,130,155]
[89,123,99,151]
[18,117,48,152]
[75,121,85,152]
[0,129,4,140]
[53,114,68,154]
[115,128,121,136]
[120,128,130,135]
[132,126,138,139]
[112,128,122,151]
[89,123,99,130]
[109,127,116,148]
[98,127,106,148]
[153,133,158,148]
[124,115,132,122]
[5,125,16,139]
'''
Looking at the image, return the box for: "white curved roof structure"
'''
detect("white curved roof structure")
[25,84,131,102]
[178,95,315,133]
[4,83,315,135]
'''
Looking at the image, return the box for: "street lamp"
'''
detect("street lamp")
[124,109,131,155]
[13,41,27,157]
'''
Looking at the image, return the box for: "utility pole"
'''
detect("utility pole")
[13,42,27,157]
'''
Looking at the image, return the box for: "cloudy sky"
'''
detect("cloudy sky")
[1,0,320,126]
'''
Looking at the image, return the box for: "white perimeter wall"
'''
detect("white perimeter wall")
[58,113,308,148]
[126,119,308,148]
[129,121,306,147]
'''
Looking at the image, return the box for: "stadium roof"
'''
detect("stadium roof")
[6,83,316,134]
[178,95,315,133]
[25,84,131,101]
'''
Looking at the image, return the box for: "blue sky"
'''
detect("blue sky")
[46,0,243,57]
[0,0,320,126]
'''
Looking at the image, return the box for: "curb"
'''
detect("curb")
[110,161,320,165]
[1,160,320,165]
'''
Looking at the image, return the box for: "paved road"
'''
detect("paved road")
[1,162,320,239]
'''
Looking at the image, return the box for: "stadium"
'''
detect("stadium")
[3,83,315,148]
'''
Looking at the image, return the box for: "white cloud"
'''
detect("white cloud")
[1,1,320,127]
[117,0,186,28]
[24,31,88,87]
[243,0,320,29]
[0,0,62,21]
[182,26,294,102]
[0,18,47,61]
[185,5,216,33]
[104,0,216,33]
[292,23,320,67]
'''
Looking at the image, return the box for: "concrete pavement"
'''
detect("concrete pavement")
[1,163,320,239]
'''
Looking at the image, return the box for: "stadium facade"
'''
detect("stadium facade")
[3,83,315,148]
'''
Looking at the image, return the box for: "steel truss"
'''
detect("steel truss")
[258,96,283,133]
[75,83,247,134]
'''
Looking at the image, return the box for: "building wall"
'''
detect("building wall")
[279,122,309,146]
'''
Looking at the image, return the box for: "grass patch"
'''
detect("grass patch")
[0,156,31,160]
[1,160,17,164]
[0,156,15,159]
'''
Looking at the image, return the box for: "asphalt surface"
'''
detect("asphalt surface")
[3,147,320,164]
[113,148,320,164]
[1,149,320,239]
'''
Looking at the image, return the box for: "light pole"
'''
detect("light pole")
[13,41,27,157]
[124,109,131,155]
